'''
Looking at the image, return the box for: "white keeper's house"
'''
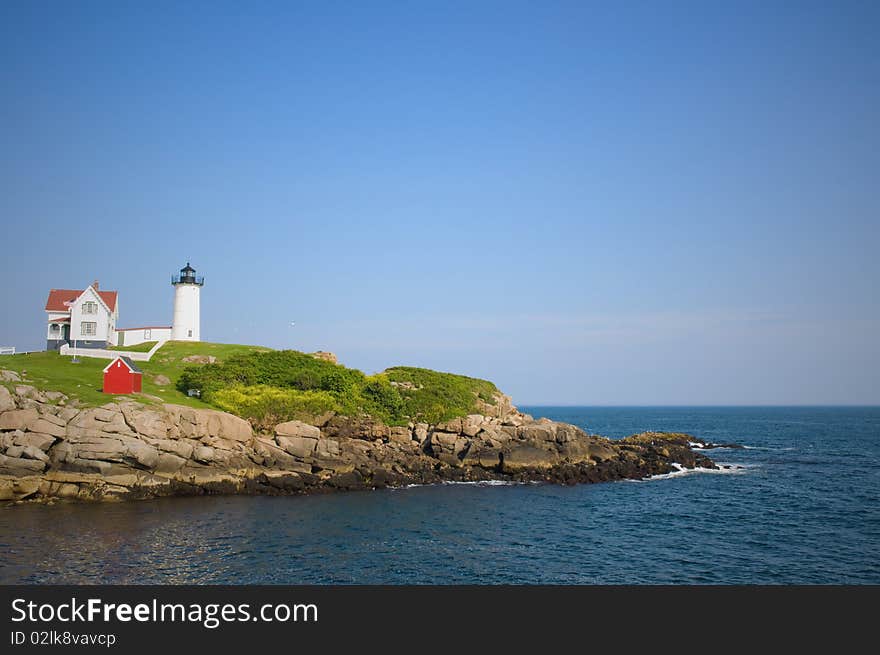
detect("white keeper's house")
[44,262,204,350]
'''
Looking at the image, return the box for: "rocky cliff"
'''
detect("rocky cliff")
[0,369,718,504]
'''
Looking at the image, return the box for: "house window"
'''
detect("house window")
[81,322,97,336]
[82,301,98,314]
[144,329,151,340]
[188,329,192,337]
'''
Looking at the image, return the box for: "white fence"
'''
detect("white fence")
[59,339,167,362]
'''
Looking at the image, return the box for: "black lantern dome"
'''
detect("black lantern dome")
[172,262,204,286]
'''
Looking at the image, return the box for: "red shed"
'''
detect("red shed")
[103,356,143,394]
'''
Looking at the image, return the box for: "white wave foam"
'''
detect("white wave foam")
[391,479,538,490]
[637,462,752,481]
[441,480,539,487]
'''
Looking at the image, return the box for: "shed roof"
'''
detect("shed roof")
[103,356,143,374]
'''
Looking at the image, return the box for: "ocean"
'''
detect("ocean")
[1,406,878,584]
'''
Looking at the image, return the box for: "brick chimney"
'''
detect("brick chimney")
[92,280,99,290]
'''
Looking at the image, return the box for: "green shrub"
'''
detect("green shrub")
[177,350,499,427]
[206,385,339,430]
[384,366,499,424]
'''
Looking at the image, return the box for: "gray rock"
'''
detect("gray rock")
[414,423,429,444]
[0,452,47,474]
[0,386,15,412]
[0,408,38,430]
[388,426,413,444]
[28,418,67,438]
[276,435,318,459]
[502,444,558,470]
[35,412,67,427]
[57,407,81,423]
[14,432,57,451]
[0,369,21,382]
[21,445,50,462]
[275,420,321,440]
[126,442,160,469]
[517,423,557,442]
[435,418,462,433]
[315,438,340,458]
[461,414,485,437]
[154,452,187,473]
[192,446,215,463]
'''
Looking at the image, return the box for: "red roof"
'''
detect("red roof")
[45,288,118,312]
[48,317,71,323]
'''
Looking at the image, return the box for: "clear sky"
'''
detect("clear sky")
[1,1,878,405]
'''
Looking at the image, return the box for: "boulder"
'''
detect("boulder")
[164,405,252,442]
[57,407,80,423]
[274,420,321,440]
[121,404,168,439]
[69,408,133,435]
[192,446,215,463]
[21,445,50,463]
[388,426,413,444]
[125,442,160,469]
[462,414,485,437]
[586,441,617,462]
[0,369,22,382]
[436,417,463,433]
[0,453,47,474]
[0,408,39,431]
[315,438,340,459]
[14,385,42,400]
[502,444,558,470]
[517,423,557,443]
[28,418,67,438]
[413,423,429,444]
[153,375,171,386]
[276,435,318,459]
[555,424,584,444]
[34,412,67,427]
[154,453,187,473]
[0,386,15,412]
[14,432,56,451]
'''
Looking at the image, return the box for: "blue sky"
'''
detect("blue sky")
[1,1,878,404]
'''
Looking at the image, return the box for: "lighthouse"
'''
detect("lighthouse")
[171,262,204,341]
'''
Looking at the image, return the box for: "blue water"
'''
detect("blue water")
[1,407,878,584]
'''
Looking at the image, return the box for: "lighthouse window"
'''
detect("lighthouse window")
[82,301,97,314]
[144,329,151,340]
[188,329,192,337]
[81,322,97,336]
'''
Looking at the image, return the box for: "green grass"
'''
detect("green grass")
[108,341,158,352]
[0,341,271,409]
[0,342,503,425]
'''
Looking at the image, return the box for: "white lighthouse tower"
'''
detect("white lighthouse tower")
[171,262,203,341]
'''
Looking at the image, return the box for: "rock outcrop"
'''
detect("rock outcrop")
[0,370,719,504]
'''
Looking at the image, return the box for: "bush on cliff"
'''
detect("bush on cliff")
[207,385,339,430]
[384,367,498,425]
[177,350,499,427]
